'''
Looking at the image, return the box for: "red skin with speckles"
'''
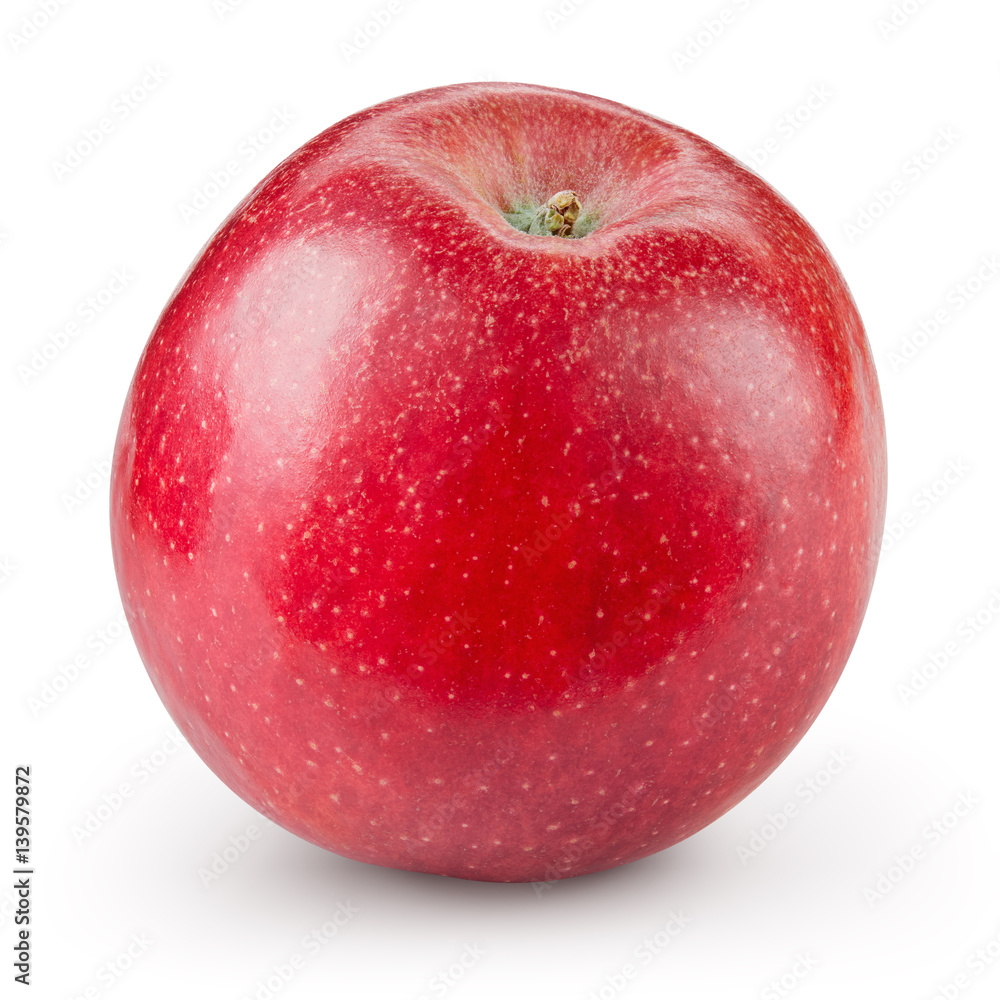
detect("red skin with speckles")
[111,82,886,882]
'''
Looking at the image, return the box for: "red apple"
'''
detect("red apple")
[110,82,886,883]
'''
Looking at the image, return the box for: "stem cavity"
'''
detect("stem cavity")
[503,190,595,239]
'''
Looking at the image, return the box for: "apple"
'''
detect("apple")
[110,82,886,883]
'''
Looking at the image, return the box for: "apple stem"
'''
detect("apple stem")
[529,190,582,237]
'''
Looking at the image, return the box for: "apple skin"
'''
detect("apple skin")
[110,81,886,883]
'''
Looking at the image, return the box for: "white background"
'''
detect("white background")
[3,0,999,997]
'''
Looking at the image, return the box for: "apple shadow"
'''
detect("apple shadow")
[249,819,709,936]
